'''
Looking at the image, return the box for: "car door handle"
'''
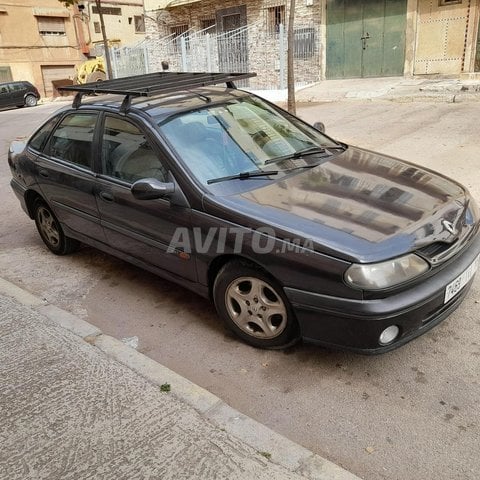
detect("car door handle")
[39,169,49,178]
[99,191,114,202]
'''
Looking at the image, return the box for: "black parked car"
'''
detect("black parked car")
[8,72,480,353]
[0,81,40,109]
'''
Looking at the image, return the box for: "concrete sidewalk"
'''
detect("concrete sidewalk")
[0,278,361,480]
[249,76,480,104]
[295,76,480,104]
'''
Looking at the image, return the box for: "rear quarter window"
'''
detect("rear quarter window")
[29,115,61,152]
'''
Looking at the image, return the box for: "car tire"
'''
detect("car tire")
[33,199,80,255]
[213,260,300,349]
[25,95,37,107]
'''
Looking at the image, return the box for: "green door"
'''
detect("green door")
[326,0,407,79]
[475,15,480,71]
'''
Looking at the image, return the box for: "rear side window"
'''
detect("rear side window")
[10,83,24,92]
[48,113,98,169]
[29,115,61,152]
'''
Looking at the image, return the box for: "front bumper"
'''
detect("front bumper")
[285,232,480,354]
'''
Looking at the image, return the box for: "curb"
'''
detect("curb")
[295,83,480,104]
[296,92,480,104]
[0,277,361,480]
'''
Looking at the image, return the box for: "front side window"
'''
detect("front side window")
[48,113,97,169]
[159,95,336,187]
[101,116,167,183]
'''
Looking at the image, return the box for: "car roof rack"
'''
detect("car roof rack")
[58,71,256,113]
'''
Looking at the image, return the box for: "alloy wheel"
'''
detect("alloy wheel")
[225,276,288,339]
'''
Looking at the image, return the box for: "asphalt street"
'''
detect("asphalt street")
[1,99,479,480]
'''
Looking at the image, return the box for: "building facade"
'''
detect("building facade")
[143,0,480,82]
[0,0,85,95]
[80,0,145,54]
[0,0,146,97]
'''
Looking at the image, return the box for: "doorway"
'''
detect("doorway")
[326,0,407,79]
[216,6,249,75]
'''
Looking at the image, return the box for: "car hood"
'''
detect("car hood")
[203,146,475,263]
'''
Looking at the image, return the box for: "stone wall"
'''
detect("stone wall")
[143,0,322,89]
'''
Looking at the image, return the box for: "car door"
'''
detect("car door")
[35,111,105,242]
[95,113,196,281]
[8,83,23,106]
[0,84,10,108]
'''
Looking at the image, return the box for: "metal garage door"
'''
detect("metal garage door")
[326,0,407,79]
[41,65,74,96]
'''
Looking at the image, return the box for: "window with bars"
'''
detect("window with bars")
[266,5,285,34]
[37,16,66,36]
[92,6,121,15]
[200,18,216,32]
[134,15,145,33]
[294,27,315,58]
[170,24,189,51]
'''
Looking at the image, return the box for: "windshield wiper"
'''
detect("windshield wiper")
[207,169,279,185]
[325,143,348,151]
[265,146,326,165]
[284,163,321,173]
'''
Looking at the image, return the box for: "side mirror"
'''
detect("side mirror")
[313,121,325,133]
[131,178,175,200]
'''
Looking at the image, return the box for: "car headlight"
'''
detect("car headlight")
[467,196,480,224]
[345,254,429,290]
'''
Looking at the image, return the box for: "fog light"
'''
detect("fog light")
[379,325,400,346]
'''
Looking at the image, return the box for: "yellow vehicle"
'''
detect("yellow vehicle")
[75,57,106,84]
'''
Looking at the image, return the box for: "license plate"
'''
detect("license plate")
[444,255,480,304]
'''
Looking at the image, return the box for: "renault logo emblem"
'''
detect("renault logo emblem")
[442,220,456,235]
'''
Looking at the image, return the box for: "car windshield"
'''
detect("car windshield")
[158,95,339,189]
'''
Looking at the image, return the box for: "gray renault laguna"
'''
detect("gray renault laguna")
[8,72,480,353]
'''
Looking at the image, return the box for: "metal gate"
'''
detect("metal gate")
[326,0,407,79]
[216,6,249,76]
[110,21,321,90]
[111,44,149,79]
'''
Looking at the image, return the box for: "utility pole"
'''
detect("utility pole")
[95,0,113,79]
[287,0,296,115]
[60,0,113,79]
